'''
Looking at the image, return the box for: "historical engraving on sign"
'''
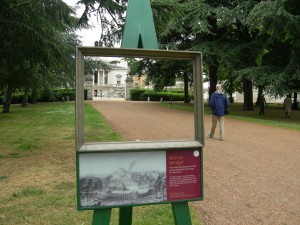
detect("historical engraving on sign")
[79,151,166,208]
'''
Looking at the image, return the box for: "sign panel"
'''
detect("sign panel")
[78,149,202,209]
[166,150,201,201]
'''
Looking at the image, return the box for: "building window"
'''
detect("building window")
[116,74,122,86]
[94,71,98,84]
[104,71,108,85]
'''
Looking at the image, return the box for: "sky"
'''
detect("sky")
[62,0,102,46]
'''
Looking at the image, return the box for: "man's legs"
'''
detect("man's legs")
[208,115,218,138]
[219,116,225,140]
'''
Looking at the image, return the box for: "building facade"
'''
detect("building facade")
[85,63,130,100]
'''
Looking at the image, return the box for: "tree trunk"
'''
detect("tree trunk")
[22,86,29,107]
[31,86,38,104]
[208,58,218,99]
[226,78,235,103]
[242,77,254,111]
[255,85,263,106]
[183,72,190,103]
[292,92,298,110]
[2,85,13,113]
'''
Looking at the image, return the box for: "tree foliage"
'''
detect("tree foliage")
[72,0,300,109]
[246,0,300,96]
[77,0,127,47]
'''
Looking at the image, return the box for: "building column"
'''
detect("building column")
[85,75,93,100]
[125,76,133,100]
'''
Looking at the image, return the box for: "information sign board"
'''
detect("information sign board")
[78,146,202,209]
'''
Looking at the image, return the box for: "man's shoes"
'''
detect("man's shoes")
[220,138,224,141]
[208,133,213,138]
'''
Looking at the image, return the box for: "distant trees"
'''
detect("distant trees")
[80,177,103,201]
[128,0,300,109]
[2,0,299,111]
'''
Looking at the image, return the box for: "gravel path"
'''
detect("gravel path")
[89,100,300,225]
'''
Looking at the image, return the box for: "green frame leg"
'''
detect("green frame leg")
[92,208,111,225]
[92,203,192,225]
[119,206,133,225]
[172,202,192,225]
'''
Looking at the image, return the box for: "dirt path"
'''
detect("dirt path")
[89,100,300,225]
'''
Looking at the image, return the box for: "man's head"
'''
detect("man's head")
[216,84,222,91]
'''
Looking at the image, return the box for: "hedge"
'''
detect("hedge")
[1,89,88,104]
[39,89,77,102]
[130,89,192,101]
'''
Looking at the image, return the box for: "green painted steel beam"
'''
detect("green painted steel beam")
[119,207,133,225]
[121,0,158,49]
[92,208,111,225]
[172,202,193,225]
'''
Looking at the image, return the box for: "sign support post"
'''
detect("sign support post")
[119,207,133,225]
[92,208,111,225]
[172,202,192,225]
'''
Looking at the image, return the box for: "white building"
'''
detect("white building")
[85,62,130,100]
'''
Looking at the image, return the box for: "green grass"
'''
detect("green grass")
[161,102,300,131]
[84,103,121,142]
[0,102,201,225]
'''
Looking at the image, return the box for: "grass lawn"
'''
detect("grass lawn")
[161,101,300,131]
[0,102,201,225]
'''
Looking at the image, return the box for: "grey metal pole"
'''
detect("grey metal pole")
[76,47,85,149]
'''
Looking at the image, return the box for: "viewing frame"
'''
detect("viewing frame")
[76,47,204,210]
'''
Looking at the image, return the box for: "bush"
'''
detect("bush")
[41,89,58,102]
[130,89,146,101]
[11,93,24,104]
[53,89,76,101]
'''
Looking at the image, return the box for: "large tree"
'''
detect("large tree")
[219,0,300,109]
[0,0,78,112]
[246,0,300,108]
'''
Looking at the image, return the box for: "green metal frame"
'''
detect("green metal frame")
[76,47,204,225]
[121,0,158,49]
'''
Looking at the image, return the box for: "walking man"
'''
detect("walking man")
[208,84,230,141]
